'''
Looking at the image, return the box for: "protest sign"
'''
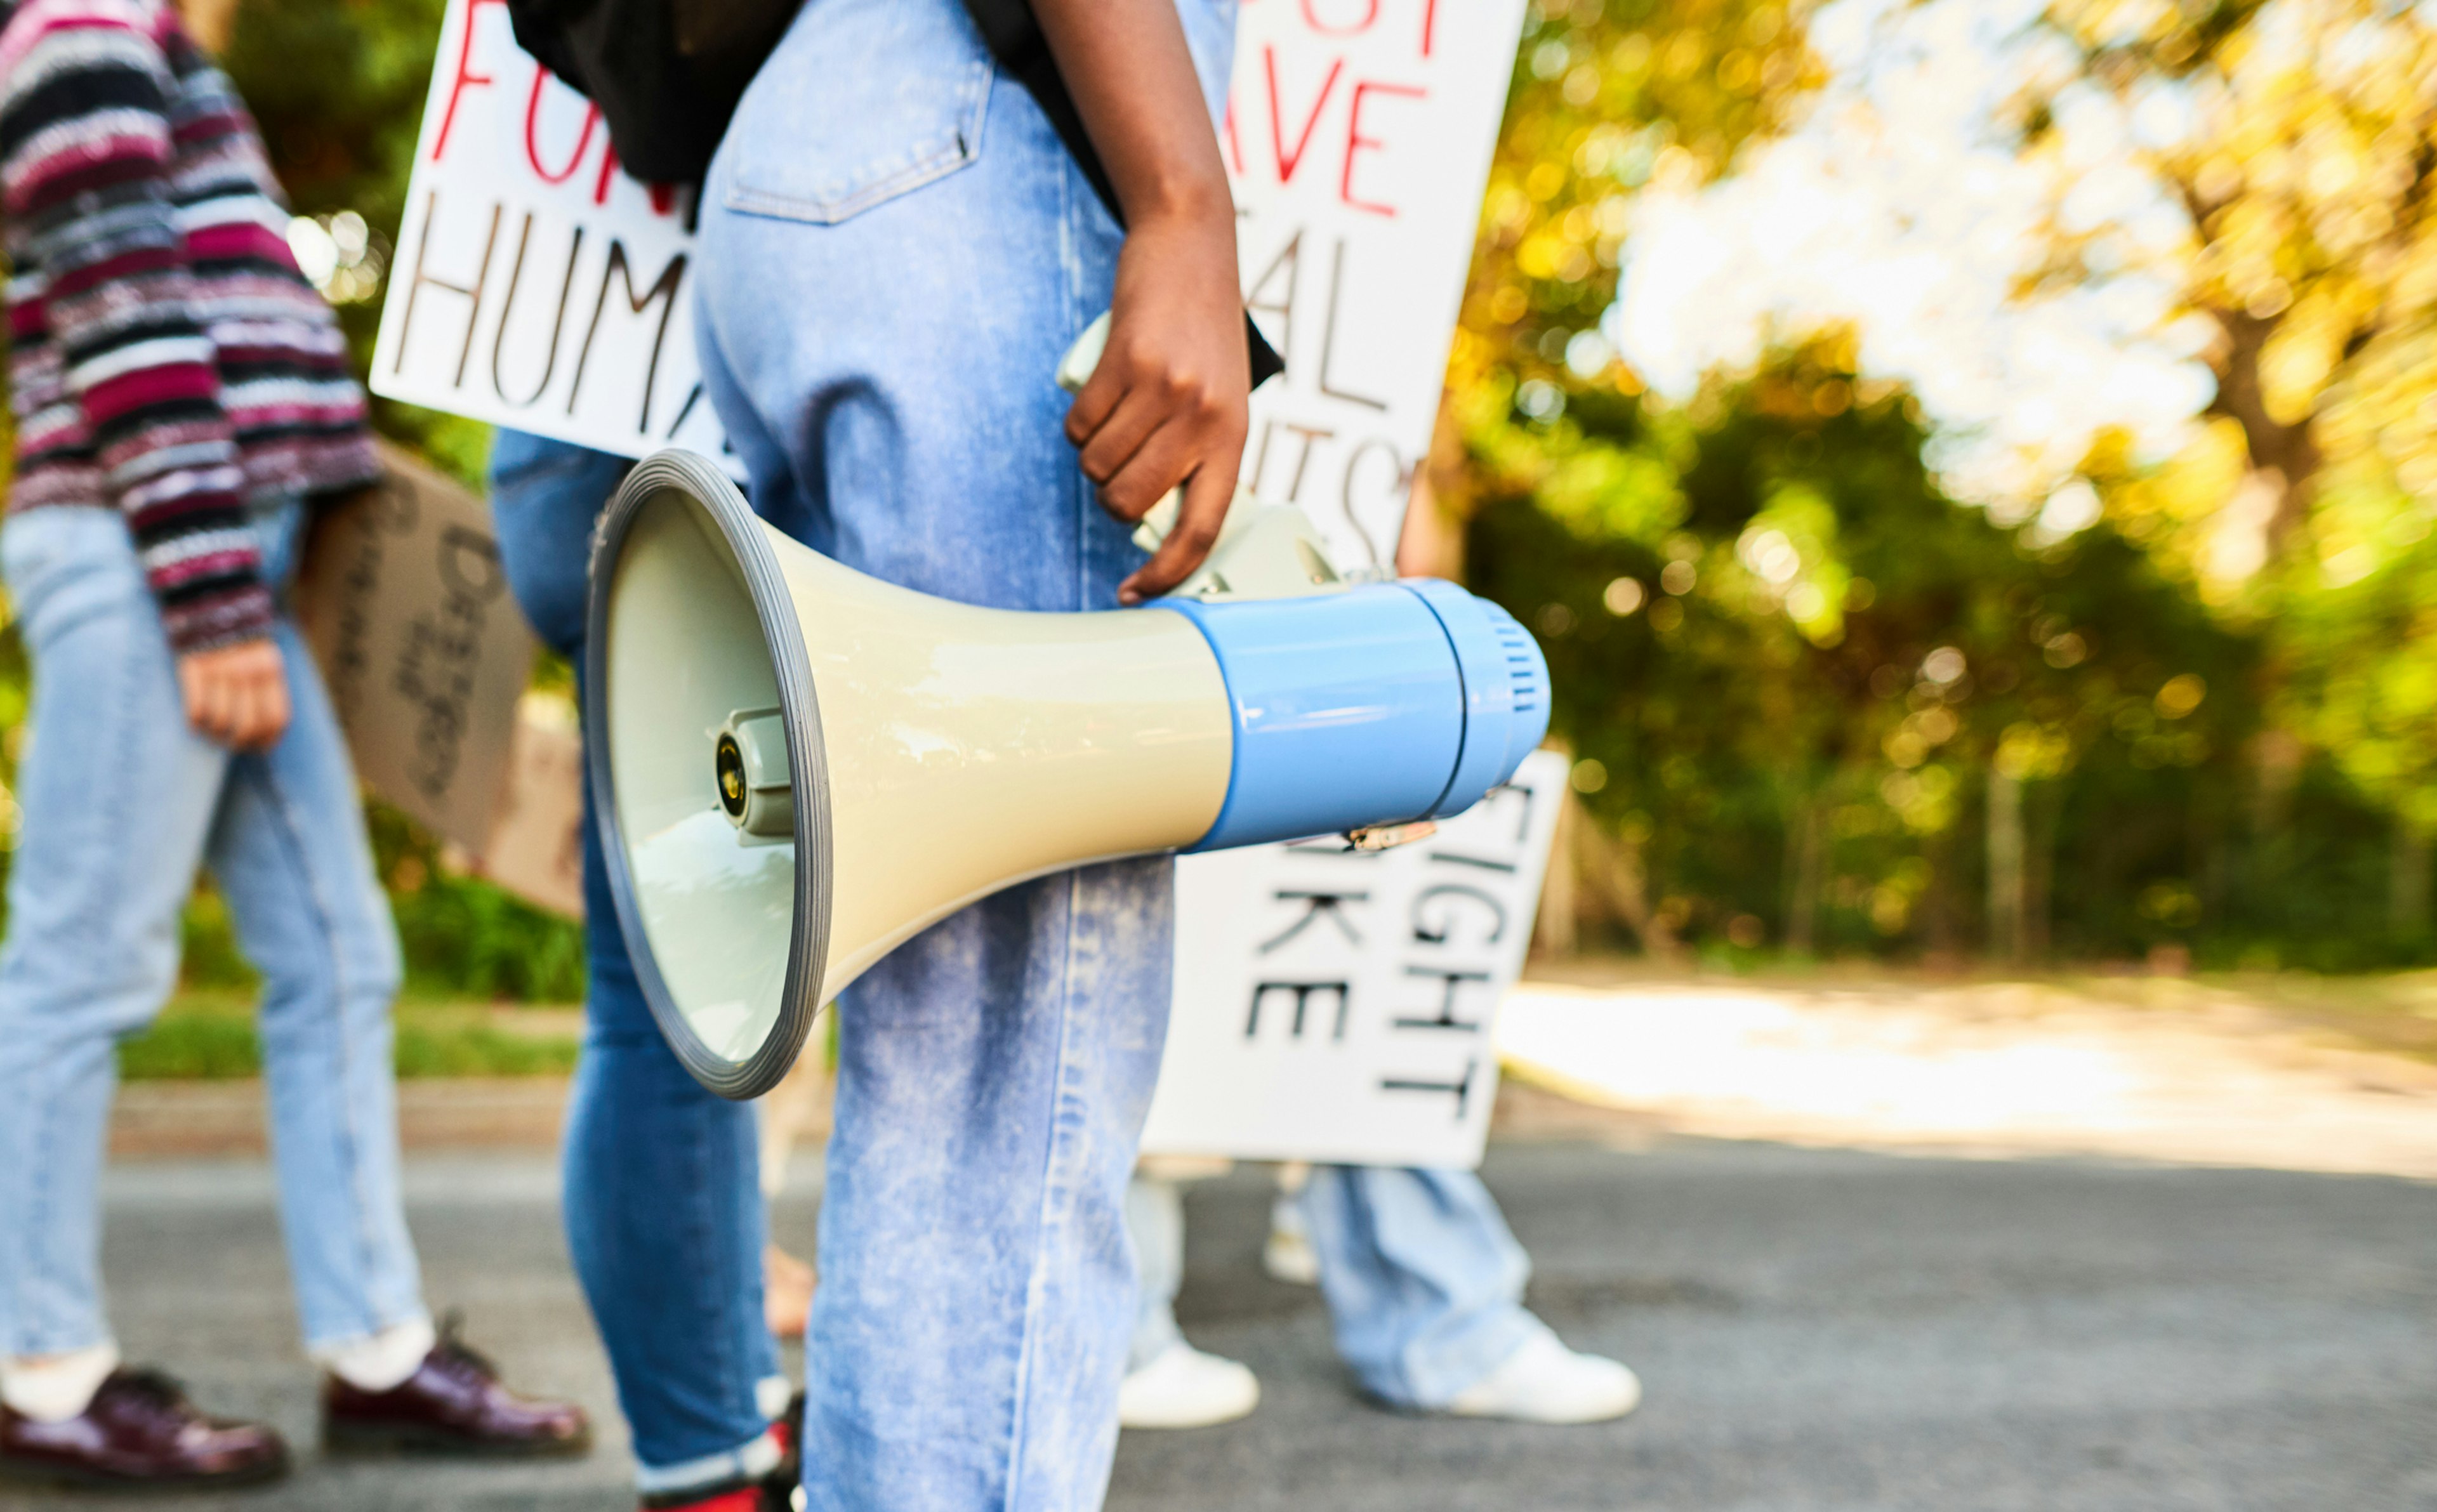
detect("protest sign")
[1138,749,1568,1169]
[369,0,729,463]
[293,444,536,855]
[369,0,1529,560]
[446,695,587,919]
[1225,0,1530,570]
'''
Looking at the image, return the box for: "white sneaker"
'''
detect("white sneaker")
[1446,1332,1642,1424]
[1261,1226,1320,1287]
[1118,1341,1261,1429]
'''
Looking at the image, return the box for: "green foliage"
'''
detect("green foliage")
[362,800,588,1003]
[391,1012,581,1077]
[1465,337,2417,964]
[117,993,582,1081]
[117,1004,262,1080]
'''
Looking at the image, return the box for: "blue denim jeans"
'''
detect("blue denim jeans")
[1127,1167,1545,1410]
[1298,1167,1547,1409]
[0,502,426,1358]
[694,0,1231,1505]
[485,430,784,1494]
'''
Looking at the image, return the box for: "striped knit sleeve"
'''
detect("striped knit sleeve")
[0,1,270,652]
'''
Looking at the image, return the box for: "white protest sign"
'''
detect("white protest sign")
[1226,0,1528,570]
[371,0,1528,550]
[371,0,729,462]
[1139,749,1567,1169]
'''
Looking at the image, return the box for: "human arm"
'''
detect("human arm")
[0,3,287,746]
[1029,0,1248,605]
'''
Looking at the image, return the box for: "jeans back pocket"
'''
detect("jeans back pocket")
[720,0,995,225]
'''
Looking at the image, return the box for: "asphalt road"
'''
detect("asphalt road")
[5,1139,2432,1511]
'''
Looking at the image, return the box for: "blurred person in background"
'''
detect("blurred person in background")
[0,0,586,1489]
[487,429,798,1512]
[1121,1166,1639,1428]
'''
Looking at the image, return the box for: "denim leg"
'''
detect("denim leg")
[486,429,624,661]
[561,775,779,1481]
[1301,1167,1547,1411]
[0,509,230,1357]
[810,860,1173,1511]
[206,616,425,1349]
[697,0,1234,1499]
[487,431,781,1480]
[1123,1176,1185,1373]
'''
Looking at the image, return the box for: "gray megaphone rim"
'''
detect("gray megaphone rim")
[583,449,833,1101]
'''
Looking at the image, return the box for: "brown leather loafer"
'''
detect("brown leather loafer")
[322,1321,591,1458]
[0,1369,290,1490]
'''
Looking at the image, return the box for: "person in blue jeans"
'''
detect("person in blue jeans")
[486,431,793,1511]
[0,496,590,1486]
[1120,1166,1642,1428]
[689,0,1252,1505]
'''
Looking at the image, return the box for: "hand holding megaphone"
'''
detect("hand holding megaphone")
[1060,313,1345,603]
[583,325,1551,1099]
[1054,307,1248,605]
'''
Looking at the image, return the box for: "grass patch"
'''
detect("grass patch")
[119,991,582,1081]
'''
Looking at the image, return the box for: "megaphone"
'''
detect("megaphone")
[585,448,1550,1098]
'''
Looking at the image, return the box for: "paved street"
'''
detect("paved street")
[5,1134,2432,1511]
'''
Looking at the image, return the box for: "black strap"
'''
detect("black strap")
[961,0,1285,389]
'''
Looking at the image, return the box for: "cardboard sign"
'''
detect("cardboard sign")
[1138,749,1568,1168]
[1225,0,1529,570]
[294,444,537,855]
[369,0,729,464]
[369,0,1529,565]
[447,694,588,919]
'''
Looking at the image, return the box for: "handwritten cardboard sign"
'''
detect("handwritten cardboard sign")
[369,0,1528,563]
[293,444,537,855]
[1138,749,1568,1168]
[447,694,587,919]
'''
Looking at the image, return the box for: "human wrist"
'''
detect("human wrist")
[1123,170,1234,234]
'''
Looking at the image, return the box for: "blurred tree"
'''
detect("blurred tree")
[1439,0,2421,965]
[1437,0,1821,511]
[1465,336,2271,963]
[2024,0,2437,559]
[2012,0,2437,929]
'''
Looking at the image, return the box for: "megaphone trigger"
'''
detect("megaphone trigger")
[588,450,1550,1099]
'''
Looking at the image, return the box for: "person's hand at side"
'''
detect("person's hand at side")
[178,639,291,751]
[1035,0,1250,606]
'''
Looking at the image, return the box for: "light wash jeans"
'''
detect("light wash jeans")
[694,0,1233,1505]
[485,431,786,1494]
[1128,1167,1548,1410]
[0,501,426,1358]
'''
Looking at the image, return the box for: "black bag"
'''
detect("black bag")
[504,0,1283,386]
[504,0,795,185]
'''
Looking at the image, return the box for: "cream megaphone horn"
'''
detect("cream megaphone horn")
[586,458,1549,1103]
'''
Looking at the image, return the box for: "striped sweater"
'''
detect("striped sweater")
[0,0,376,652]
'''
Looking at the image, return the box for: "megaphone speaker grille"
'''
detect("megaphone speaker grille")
[584,450,833,1100]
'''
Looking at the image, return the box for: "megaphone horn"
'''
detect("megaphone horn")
[586,449,1550,1098]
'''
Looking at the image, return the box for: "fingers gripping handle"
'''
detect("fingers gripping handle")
[1058,315,1344,600]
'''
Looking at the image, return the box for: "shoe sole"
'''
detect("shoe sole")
[322,1418,595,1459]
[0,1450,291,1493]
